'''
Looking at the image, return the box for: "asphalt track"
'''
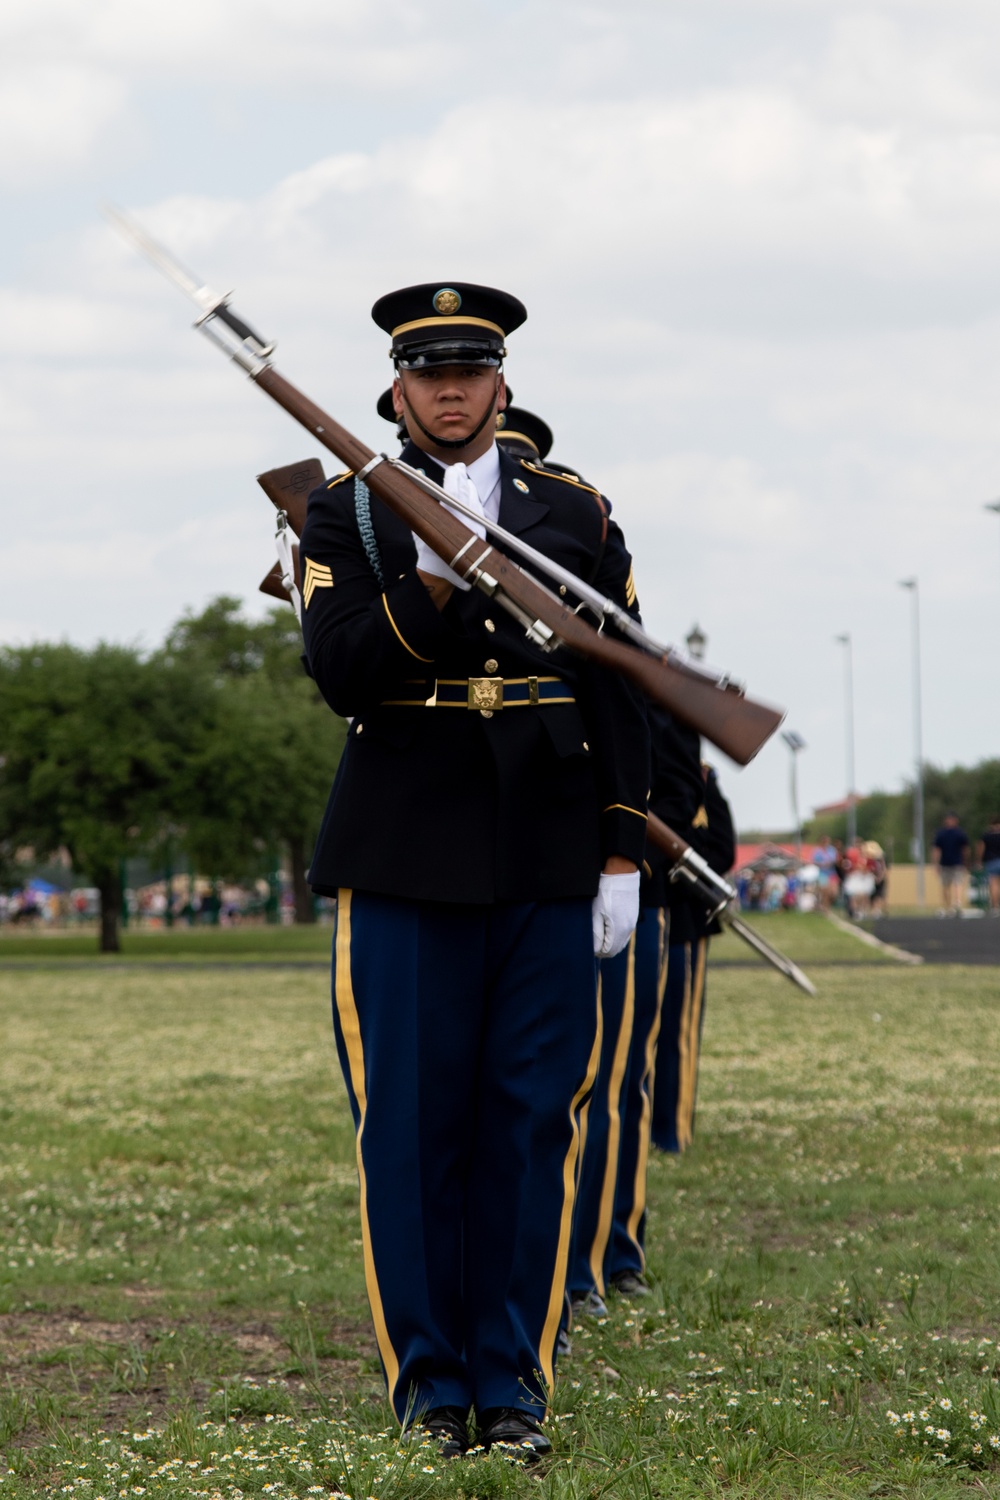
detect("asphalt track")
[861,915,1000,965]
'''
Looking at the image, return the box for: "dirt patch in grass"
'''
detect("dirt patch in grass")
[0,1307,378,1448]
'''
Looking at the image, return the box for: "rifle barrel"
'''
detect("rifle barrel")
[645,812,817,994]
[252,370,783,764]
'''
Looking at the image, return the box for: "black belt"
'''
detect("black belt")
[382,675,575,712]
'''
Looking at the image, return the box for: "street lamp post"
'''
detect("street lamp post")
[986,500,1000,572]
[781,730,806,865]
[835,633,857,847]
[685,623,707,663]
[898,578,925,906]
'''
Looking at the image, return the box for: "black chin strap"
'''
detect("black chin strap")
[400,373,501,452]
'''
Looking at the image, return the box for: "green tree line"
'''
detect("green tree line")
[0,598,346,952]
[803,759,1000,858]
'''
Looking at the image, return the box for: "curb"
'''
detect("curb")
[824,911,923,965]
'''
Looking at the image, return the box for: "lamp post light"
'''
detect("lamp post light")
[898,578,925,906]
[834,632,857,847]
[986,500,1000,572]
[685,623,707,663]
[781,730,806,865]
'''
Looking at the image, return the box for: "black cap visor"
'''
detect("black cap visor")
[393,333,505,369]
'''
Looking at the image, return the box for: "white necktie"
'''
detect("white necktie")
[442,462,486,540]
[410,462,486,591]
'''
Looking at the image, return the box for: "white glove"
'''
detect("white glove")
[592,870,641,958]
[412,462,485,592]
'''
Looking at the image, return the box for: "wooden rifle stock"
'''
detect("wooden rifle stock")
[256,458,322,602]
[646,812,692,866]
[248,366,783,763]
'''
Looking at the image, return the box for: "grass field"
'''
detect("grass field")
[2,952,999,1497]
[0,912,883,967]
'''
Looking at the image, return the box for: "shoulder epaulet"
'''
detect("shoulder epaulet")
[326,470,354,490]
[519,459,601,498]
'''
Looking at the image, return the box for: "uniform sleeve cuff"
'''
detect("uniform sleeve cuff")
[601,804,648,867]
[381,572,451,663]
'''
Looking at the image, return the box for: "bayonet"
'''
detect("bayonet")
[647,812,817,995]
[103,204,275,358]
[108,208,785,764]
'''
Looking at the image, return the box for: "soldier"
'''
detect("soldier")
[602,747,735,1303]
[648,758,735,1159]
[299,283,649,1460]
[568,705,704,1307]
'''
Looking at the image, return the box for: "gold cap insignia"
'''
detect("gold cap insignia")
[303,557,333,609]
[495,412,507,429]
[432,288,462,316]
[513,478,530,493]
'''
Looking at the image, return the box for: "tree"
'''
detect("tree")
[803,758,1000,860]
[0,643,204,951]
[162,598,346,921]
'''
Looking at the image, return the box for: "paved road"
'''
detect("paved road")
[863,916,1000,965]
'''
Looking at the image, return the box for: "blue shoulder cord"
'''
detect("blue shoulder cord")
[354,477,385,590]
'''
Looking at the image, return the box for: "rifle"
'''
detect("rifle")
[646,812,817,995]
[108,208,784,766]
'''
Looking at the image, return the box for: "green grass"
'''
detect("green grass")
[0,912,881,970]
[0,924,332,962]
[710,911,896,965]
[2,962,999,1496]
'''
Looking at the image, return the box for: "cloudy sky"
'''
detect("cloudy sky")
[3,0,999,833]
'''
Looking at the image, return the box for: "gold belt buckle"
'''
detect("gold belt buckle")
[468,676,504,711]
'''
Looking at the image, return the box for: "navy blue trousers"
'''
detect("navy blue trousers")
[331,889,600,1422]
[565,937,634,1301]
[607,907,669,1279]
[650,936,709,1153]
[567,907,668,1297]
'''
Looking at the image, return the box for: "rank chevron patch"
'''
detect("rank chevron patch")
[303,557,333,608]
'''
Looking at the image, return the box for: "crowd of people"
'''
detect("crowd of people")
[737,836,887,918]
[735,813,1000,919]
[0,878,319,929]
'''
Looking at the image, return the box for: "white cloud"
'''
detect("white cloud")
[5,0,1000,825]
[0,64,126,184]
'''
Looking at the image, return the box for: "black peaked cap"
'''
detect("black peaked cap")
[372,281,527,366]
[495,405,554,461]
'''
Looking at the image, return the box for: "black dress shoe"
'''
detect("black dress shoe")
[405,1406,469,1459]
[570,1288,609,1318]
[477,1407,552,1461]
[608,1269,651,1297]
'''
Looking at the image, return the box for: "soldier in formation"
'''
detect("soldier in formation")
[299,283,649,1460]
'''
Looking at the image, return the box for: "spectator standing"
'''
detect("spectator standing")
[932,813,970,915]
[864,840,888,919]
[813,835,838,912]
[976,815,1000,914]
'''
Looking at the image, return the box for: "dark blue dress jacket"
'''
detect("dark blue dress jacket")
[300,441,650,904]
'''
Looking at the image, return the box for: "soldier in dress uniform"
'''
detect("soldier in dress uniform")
[299,283,649,1460]
[568,703,704,1308]
[648,758,735,1159]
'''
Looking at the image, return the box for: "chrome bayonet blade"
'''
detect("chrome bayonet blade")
[104,202,275,361]
[725,913,818,996]
[103,203,223,317]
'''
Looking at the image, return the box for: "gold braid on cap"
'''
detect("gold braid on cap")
[391,315,506,339]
